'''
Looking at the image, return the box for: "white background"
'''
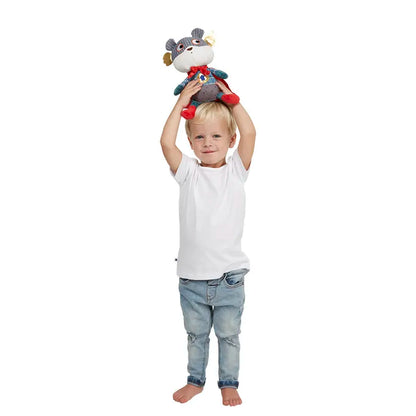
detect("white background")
[1,0,415,415]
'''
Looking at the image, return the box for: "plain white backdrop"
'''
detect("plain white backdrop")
[1,0,415,415]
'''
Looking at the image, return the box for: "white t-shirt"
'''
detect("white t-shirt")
[171,150,250,280]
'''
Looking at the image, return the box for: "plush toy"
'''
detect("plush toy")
[163,28,239,119]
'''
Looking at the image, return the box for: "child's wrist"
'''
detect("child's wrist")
[175,98,189,110]
[173,106,184,117]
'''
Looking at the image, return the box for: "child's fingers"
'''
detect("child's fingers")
[185,80,201,91]
[219,82,231,92]
[189,83,202,93]
[188,79,200,87]
[216,81,230,93]
[181,84,198,98]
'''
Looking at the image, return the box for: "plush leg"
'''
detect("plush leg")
[181,100,201,119]
[217,92,240,105]
[181,105,196,119]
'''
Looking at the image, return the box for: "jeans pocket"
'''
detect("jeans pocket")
[224,269,248,288]
[179,277,191,284]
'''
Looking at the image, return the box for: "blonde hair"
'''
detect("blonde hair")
[185,102,237,138]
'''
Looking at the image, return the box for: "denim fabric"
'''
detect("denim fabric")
[178,268,248,389]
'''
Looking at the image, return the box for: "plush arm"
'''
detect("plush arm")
[209,68,228,79]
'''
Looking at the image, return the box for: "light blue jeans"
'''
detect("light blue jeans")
[178,268,248,389]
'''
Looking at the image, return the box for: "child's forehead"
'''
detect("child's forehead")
[189,117,228,131]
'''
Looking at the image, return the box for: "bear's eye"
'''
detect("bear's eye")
[176,43,184,52]
[192,39,201,45]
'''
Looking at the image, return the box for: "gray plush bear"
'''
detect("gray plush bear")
[164,28,239,119]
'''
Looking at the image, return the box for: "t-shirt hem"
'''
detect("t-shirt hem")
[177,263,251,280]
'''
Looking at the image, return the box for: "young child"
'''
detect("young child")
[160,79,256,407]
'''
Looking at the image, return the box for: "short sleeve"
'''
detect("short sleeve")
[230,149,250,182]
[171,153,198,185]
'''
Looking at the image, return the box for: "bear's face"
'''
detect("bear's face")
[165,28,214,73]
[173,41,214,73]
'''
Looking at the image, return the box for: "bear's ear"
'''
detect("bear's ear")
[204,33,215,46]
[165,39,176,51]
[191,28,204,38]
[163,52,172,66]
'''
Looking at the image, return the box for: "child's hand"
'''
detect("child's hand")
[216,80,240,106]
[216,80,233,96]
[177,80,202,108]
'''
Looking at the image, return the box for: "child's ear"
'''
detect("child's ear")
[229,133,237,148]
[188,137,194,149]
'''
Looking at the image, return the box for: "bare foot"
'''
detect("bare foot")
[221,388,242,406]
[173,384,203,403]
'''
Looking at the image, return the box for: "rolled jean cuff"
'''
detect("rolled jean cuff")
[218,380,239,389]
[187,376,205,387]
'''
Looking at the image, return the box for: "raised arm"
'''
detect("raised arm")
[216,81,256,170]
[160,80,202,174]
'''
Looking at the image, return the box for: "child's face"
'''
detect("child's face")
[188,117,236,168]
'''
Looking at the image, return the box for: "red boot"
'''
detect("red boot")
[221,93,240,105]
[181,105,197,119]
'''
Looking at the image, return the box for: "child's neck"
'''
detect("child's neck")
[200,158,227,168]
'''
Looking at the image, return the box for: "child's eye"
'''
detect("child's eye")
[195,135,204,139]
[213,134,221,138]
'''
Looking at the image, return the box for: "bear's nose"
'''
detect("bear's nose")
[187,46,193,51]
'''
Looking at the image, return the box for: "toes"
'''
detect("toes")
[174,394,187,403]
[173,389,185,403]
